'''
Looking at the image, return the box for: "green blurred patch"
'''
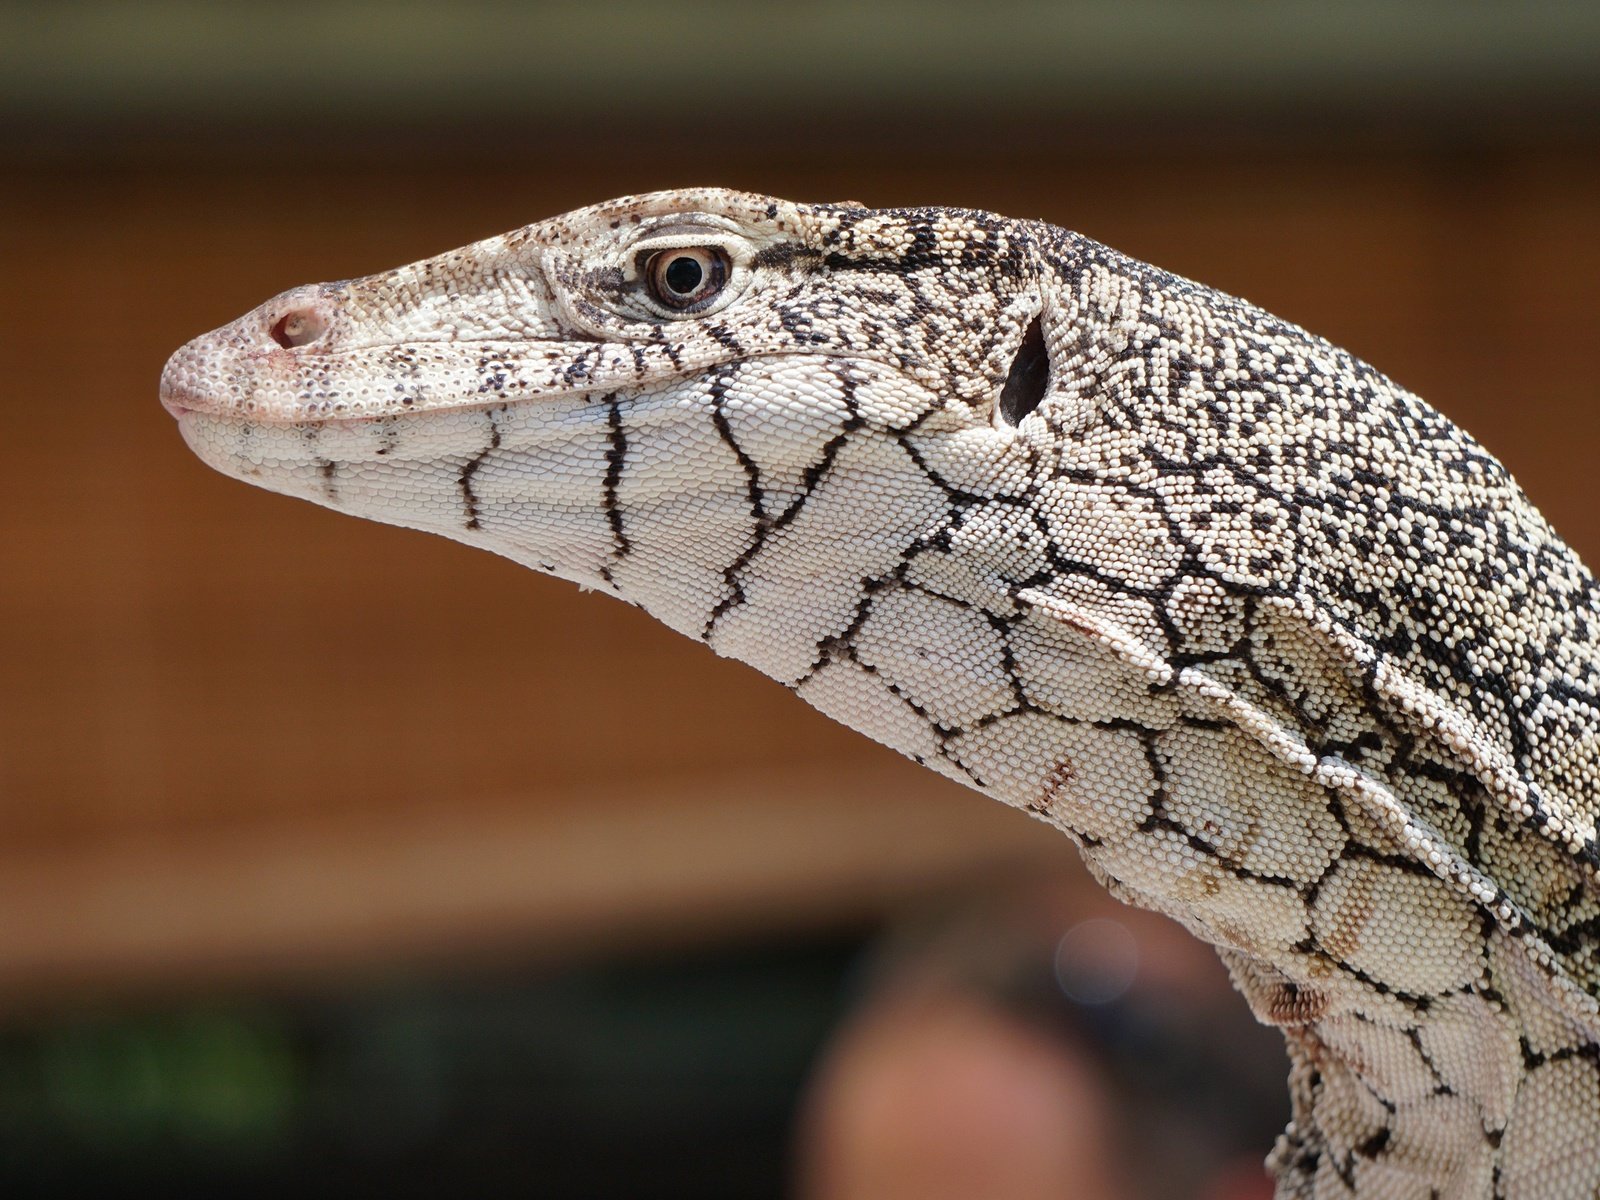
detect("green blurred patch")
[8,1009,296,1152]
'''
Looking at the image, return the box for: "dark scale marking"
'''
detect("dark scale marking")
[598,392,631,583]
[458,407,505,531]
[372,417,402,458]
[750,242,821,270]
[702,371,773,636]
[704,323,745,354]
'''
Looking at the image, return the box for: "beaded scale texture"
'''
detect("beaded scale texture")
[162,190,1600,1198]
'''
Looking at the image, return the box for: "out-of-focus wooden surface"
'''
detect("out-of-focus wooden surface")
[2,147,1597,1004]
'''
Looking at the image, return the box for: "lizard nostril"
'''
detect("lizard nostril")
[269,308,328,349]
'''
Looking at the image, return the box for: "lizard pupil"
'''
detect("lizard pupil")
[664,256,703,295]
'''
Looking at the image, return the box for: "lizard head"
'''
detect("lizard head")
[161,188,1075,658]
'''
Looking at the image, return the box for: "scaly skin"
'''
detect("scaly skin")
[162,189,1600,1198]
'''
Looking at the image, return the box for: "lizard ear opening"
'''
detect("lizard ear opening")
[997,315,1049,427]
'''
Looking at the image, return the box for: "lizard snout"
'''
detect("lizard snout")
[160,284,345,420]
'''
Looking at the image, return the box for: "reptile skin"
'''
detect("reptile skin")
[161,189,1600,1198]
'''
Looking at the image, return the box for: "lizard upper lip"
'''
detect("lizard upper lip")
[158,373,202,419]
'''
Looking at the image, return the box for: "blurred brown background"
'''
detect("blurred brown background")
[2,2,1598,1196]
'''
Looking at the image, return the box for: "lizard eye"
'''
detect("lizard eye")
[645,247,729,312]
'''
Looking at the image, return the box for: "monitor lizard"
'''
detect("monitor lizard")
[161,188,1600,1198]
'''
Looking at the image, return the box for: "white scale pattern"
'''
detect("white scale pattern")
[162,189,1600,1198]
